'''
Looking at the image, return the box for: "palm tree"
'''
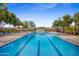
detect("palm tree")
[22,21,36,28]
[0,3,7,10]
[63,15,71,27]
[0,3,16,28]
[52,18,64,32]
[29,21,35,28]
[0,3,7,28]
[22,21,28,28]
[0,9,20,28]
[9,13,20,27]
[62,15,72,33]
[52,20,59,32]
[57,18,65,32]
[0,9,7,28]
[15,19,23,28]
[74,12,79,34]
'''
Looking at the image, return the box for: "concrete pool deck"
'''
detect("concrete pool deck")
[49,32,79,46]
[0,32,31,47]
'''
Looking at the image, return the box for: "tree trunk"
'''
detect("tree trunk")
[62,27,64,33]
[74,25,76,35]
[0,22,5,28]
[78,23,79,35]
[1,23,5,28]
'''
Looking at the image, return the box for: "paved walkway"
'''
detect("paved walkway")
[49,32,79,46]
[0,32,31,47]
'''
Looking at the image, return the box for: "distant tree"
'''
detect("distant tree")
[52,20,59,31]
[22,21,28,28]
[29,21,35,28]
[74,12,79,34]
[63,15,72,27]
[22,21,35,28]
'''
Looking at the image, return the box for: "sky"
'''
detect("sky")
[6,3,79,27]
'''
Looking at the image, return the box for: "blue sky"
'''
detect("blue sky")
[7,3,79,27]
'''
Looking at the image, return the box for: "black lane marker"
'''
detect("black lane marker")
[47,37,63,56]
[37,40,40,56]
[15,33,35,56]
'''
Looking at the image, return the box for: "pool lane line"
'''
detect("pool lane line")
[15,33,35,56]
[37,39,40,56]
[47,36,63,56]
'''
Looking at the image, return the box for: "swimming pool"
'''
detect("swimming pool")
[0,32,79,56]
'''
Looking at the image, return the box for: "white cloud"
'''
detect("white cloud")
[37,3,57,9]
[21,3,58,12]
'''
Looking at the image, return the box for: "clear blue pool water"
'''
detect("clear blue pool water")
[0,32,79,56]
